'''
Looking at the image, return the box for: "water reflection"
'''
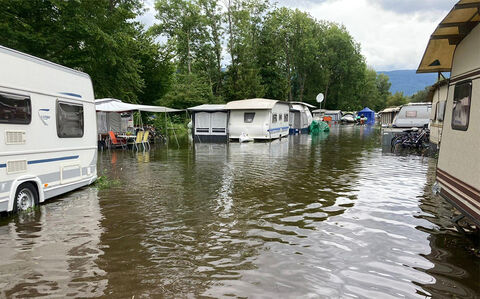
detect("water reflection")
[0,126,478,298]
[0,189,106,298]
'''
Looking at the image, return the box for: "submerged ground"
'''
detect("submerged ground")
[0,125,479,298]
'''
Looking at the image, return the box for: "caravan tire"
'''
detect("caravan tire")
[13,183,39,213]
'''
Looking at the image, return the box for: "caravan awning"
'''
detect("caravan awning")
[95,98,182,113]
[417,0,480,73]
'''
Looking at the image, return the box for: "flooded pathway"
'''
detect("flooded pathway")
[0,126,478,298]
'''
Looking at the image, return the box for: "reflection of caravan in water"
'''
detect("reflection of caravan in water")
[226,98,290,140]
[417,2,480,226]
[0,45,97,213]
[392,103,431,128]
[289,102,314,134]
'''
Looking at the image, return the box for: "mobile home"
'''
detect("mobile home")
[225,98,290,140]
[289,102,314,134]
[0,45,97,213]
[312,109,326,120]
[378,107,400,127]
[188,104,229,143]
[417,1,480,226]
[428,79,449,146]
[392,103,431,128]
[323,110,342,123]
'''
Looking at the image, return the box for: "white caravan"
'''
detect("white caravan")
[289,102,314,134]
[225,98,290,140]
[392,103,431,128]
[0,45,97,213]
[417,0,480,226]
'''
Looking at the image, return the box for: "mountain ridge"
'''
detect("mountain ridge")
[377,70,439,97]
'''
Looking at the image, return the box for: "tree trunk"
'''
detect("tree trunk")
[299,71,307,102]
[187,31,191,74]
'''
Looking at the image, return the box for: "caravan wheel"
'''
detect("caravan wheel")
[13,183,38,212]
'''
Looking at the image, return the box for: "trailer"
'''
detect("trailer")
[417,0,480,226]
[0,45,97,213]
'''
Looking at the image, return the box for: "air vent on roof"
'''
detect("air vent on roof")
[5,131,26,145]
[7,160,27,174]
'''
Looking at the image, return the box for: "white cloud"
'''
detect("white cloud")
[280,0,456,70]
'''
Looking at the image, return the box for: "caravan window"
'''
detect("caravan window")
[279,114,283,121]
[405,111,417,118]
[284,114,289,122]
[0,92,31,124]
[244,112,255,123]
[57,101,84,138]
[272,114,278,123]
[437,101,446,121]
[451,81,472,131]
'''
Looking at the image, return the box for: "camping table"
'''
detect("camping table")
[117,134,136,145]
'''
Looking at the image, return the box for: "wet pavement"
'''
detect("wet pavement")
[0,125,479,298]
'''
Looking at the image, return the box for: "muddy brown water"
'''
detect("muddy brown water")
[0,126,479,298]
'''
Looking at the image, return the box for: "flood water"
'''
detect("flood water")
[1,125,479,298]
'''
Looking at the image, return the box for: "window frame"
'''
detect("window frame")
[56,100,84,138]
[451,80,472,131]
[272,113,278,123]
[0,92,32,125]
[244,112,255,123]
[284,113,289,122]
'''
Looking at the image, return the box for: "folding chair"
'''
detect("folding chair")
[142,130,150,151]
[133,131,144,151]
[108,131,126,149]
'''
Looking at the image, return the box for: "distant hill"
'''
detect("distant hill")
[377,70,439,97]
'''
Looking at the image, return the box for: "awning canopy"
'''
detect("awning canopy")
[417,0,480,73]
[95,98,182,113]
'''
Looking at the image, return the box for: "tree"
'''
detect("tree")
[410,86,430,103]
[387,92,409,107]
[0,0,163,103]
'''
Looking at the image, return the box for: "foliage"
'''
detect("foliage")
[387,92,409,107]
[410,86,430,103]
[0,0,173,103]
[95,173,121,190]
[1,0,395,112]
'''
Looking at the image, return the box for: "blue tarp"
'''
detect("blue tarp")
[357,107,375,124]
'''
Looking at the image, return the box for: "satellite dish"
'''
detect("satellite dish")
[316,93,324,103]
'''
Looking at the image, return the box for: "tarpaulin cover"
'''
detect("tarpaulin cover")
[309,120,330,134]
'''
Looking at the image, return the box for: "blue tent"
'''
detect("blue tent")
[358,107,375,124]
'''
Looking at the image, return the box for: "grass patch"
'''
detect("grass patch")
[95,174,121,190]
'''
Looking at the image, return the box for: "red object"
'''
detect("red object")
[108,131,126,148]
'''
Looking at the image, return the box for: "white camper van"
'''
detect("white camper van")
[225,98,290,140]
[417,1,480,226]
[0,45,97,213]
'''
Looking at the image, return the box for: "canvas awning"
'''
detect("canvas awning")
[95,98,182,113]
[417,0,480,73]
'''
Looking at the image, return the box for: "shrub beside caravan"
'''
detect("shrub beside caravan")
[289,102,314,134]
[188,104,229,142]
[417,1,480,226]
[428,79,449,146]
[225,98,290,140]
[0,45,97,213]
[392,103,431,128]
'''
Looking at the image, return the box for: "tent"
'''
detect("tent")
[357,107,375,124]
[95,98,182,133]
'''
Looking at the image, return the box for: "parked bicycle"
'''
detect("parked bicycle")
[391,127,430,151]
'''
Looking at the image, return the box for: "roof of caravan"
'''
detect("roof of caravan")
[403,102,432,107]
[95,98,181,113]
[312,109,326,113]
[324,110,342,114]
[379,107,401,113]
[417,0,480,73]
[225,98,287,110]
[188,104,226,111]
[289,101,316,108]
[0,45,90,79]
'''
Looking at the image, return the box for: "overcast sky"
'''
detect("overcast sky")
[138,0,457,71]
